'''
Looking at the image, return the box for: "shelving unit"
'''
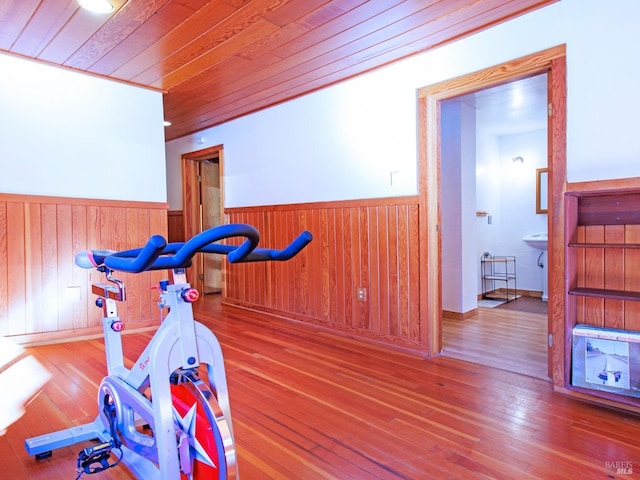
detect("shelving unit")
[481,255,517,302]
[565,189,640,408]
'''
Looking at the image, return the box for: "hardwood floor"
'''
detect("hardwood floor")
[4,296,640,479]
[442,305,549,380]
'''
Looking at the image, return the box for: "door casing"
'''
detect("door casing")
[182,145,225,294]
[417,45,567,386]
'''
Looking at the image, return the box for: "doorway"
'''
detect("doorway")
[182,145,225,295]
[200,158,222,293]
[417,46,567,383]
[443,76,549,304]
[438,74,550,378]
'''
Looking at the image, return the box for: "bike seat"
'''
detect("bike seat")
[75,249,117,269]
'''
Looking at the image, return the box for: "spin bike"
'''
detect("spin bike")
[25,223,312,480]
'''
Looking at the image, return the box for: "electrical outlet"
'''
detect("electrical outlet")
[356,287,367,302]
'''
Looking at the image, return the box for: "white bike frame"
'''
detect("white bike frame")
[26,268,237,480]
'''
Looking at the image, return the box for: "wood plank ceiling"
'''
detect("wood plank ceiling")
[1,0,556,141]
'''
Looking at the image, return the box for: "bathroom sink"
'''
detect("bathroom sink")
[522,233,548,250]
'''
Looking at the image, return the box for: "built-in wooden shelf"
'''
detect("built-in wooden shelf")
[568,287,640,302]
[568,242,640,249]
[564,189,640,412]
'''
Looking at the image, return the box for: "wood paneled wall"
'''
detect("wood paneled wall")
[167,210,185,242]
[573,224,640,332]
[224,196,423,352]
[0,194,168,343]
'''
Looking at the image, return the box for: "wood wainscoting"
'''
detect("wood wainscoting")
[0,193,168,344]
[167,210,185,242]
[224,196,423,353]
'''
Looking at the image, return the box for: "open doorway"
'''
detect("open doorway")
[182,145,224,295]
[441,75,550,312]
[417,46,567,382]
[200,157,222,294]
[439,74,549,379]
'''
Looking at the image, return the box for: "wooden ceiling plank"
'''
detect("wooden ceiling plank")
[166,0,538,115]
[348,0,515,64]
[164,0,553,139]
[0,0,40,51]
[194,21,492,127]
[229,0,367,64]
[172,2,540,115]
[9,0,75,57]
[236,22,309,62]
[222,0,552,98]
[89,0,210,76]
[230,0,337,62]
[162,0,419,108]
[264,0,332,27]
[160,0,376,105]
[37,5,120,64]
[131,0,297,87]
[243,1,449,90]
[222,0,252,7]
[166,51,254,96]
[195,25,493,123]
[151,18,281,89]
[108,0,241,81]
[163,0,445,115]
[235,0,368,62]
[295,0,368,30]
[161,2,410,105]
[270,0,409,61]
[64,0,174,70]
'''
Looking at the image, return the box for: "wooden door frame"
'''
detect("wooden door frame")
[182,145,225,293]
[417,45,567,387]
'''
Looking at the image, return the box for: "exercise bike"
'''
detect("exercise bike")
[25,223,312,480]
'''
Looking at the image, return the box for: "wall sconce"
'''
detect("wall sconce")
[512,156,524,164]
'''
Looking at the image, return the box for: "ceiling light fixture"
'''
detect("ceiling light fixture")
[78,0,114,14]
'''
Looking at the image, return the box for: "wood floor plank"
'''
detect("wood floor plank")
[442,305,550,380]
[4,295,640,479]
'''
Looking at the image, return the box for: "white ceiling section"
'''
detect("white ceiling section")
[455,73,548,136]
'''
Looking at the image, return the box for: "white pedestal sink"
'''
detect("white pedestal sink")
[522,233,548,250]
[522,233,548,302]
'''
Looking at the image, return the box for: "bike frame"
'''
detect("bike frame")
[26,269,237,480]
[25,223,311,480]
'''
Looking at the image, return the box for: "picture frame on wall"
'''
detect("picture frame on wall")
[572,325,640,399]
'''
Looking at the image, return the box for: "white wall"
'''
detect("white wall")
[166,0,640,210]
[475,130,548,295]
[441,103,464,312]
[0,53,166,202]
[565,2,640,182]
[442,102,479,313]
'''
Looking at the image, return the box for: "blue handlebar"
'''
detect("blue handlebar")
[75,224,312,273]
[102,235,167,273]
